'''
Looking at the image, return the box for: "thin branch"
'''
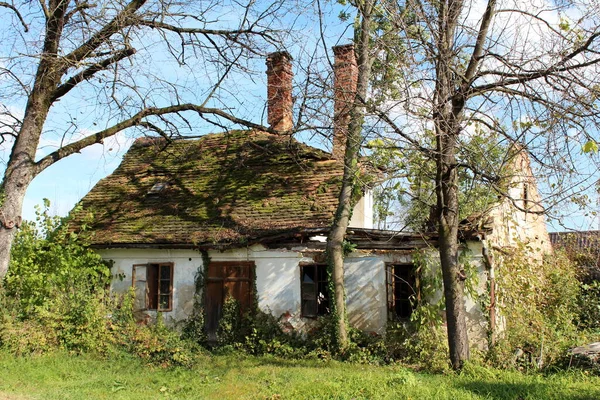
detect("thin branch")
[0,2,28,32]
[461,0,496,87]
[62,0,146,65]
[52,47,136,102]
[469,32,600,97]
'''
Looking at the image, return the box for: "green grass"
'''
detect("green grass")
[0,351,598,399]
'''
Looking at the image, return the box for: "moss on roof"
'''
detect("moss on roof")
[70,130,343,246]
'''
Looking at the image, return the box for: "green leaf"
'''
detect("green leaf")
[583,140,598,153]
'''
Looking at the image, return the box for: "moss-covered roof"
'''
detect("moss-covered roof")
[70,130,343,247]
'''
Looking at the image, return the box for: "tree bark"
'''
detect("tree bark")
[435,130,470,369]
[0,110,49,279]
[326,0,373,351]
[0,91,54,279]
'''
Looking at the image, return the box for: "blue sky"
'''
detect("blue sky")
[2,0,599,233]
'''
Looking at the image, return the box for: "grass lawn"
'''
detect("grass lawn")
[0,351,598,399]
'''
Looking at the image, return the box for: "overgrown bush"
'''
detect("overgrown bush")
[492,244,582,369]
[578,281,600,331]
[0,201,202,367]
[1,201,113,354]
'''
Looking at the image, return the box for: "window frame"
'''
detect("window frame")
[299,263,330,318]
[132,262,174,312]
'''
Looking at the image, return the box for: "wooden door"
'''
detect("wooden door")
[205,261,255,342]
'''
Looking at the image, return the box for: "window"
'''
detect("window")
[386,264,417,320]
[147,182,168,195]
[300,264,330,318]
[132,263,174,311]
[523,183,529,212]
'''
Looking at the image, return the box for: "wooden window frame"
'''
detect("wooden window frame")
[132,262,174,312]
[386,263,418,321]
[300,263,329,318]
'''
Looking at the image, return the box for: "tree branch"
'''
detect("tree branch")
[461,0,496,87]
[52,47,136,102]
[62,0,146,65]
[0,2,28,32]
[34,104,279,174]
[468,32,600,97]
[137,19,275,39]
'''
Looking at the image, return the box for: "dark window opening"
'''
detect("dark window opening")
[523,183,529,212]
[386,264,417,320]
[301,264,329,318]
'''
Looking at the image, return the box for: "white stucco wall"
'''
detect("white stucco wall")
[349,190,374,229]
[99,245,393,333]
[100,243,495,343]
[463,242,491,347]
[344,256,387,333]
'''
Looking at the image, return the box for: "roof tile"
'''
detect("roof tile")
[70,130,343,246]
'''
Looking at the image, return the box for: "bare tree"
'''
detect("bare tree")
[0,0,296,278]
[367,0,600,369]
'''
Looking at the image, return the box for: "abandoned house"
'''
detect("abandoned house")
[69,45,552,343]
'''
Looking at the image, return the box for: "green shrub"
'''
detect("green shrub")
[492,245,582,369]
[578,281,600,331]
[4,201,111,316]
[113,313,200,368]
[1,201,113,355]
[1,201,202,368]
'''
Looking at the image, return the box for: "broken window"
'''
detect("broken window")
[300,264,330,318]
[132,263,174,311]
[386,264,418,320]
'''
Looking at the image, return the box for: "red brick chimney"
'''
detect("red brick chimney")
[332,44,358,160]
[266,51,293,132]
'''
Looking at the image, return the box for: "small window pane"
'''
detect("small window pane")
[303,266,315,283]
[159,295,170,310]
[389,264,416,320]
[302,282,316,298]
[302,299,317,317]
[317,265,328,281]
[160,265,171,280]
[160,280,170,294]
[301,265,329,318]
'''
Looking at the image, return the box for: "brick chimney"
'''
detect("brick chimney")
[266,51,293,132]
[332,44,358,160]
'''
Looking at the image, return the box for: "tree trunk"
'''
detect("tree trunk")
[326,1,373,351]
[431,0,471,371]
[436,135,470,368]
[0,0,68,280]
[0,111,47,278]
[0,128,41,279]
